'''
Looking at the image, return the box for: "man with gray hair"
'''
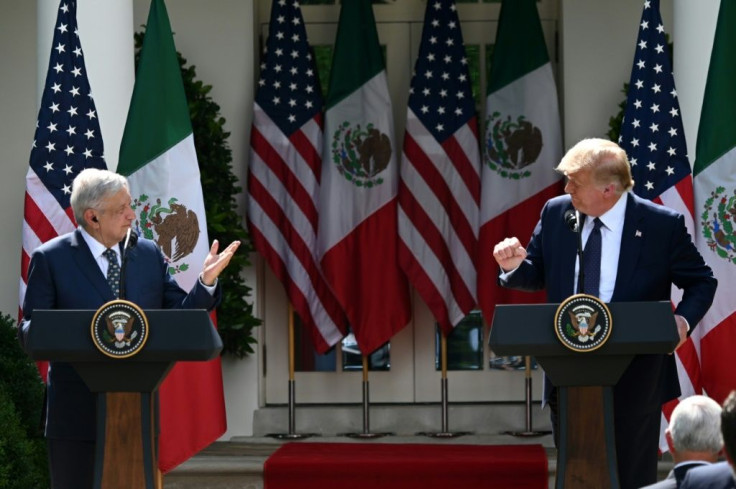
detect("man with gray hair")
[642,395,723,488]
[680,390,736,489]
[18,168,241,489]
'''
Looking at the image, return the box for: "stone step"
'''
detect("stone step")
[163,404,673,488]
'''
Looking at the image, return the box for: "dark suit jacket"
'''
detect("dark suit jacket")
[19,229,221,441]
[680,462,736,489]
[501,192,716,416]
[641,461,712,489]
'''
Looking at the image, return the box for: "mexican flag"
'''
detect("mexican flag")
[317,0,411,354]
[693,0,736,404]
[477,0,563,326]
[117,0,225,472]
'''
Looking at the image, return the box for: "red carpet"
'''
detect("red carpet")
[264,442,548,489]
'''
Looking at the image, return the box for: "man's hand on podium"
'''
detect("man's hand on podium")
[673,314,689,353]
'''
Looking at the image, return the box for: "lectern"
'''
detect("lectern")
[489,301,678,489]
[26,309,222,489]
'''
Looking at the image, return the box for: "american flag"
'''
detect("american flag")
[247,0,347,353]
[21,1,107,328]
[618,0,699,447]
[398,0,481,334]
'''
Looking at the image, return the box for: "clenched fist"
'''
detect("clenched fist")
[493,237,527,273]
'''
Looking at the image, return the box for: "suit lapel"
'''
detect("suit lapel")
[71,229,117,302]
[612,193,645,302]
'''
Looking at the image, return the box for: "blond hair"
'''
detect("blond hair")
[556,138,634,193]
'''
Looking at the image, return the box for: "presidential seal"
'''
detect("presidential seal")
[91,300,149,359]
[554,294,612,352]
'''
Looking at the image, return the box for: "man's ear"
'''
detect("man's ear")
[83,209,98,227]
[665,429,676,455]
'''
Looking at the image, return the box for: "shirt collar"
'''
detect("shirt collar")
[590,192,628,232]
[79,226,118,261]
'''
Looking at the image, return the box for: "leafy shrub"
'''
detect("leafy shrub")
[0,314,48,488]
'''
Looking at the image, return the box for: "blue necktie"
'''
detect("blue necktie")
[583,218,603,297]
[104,248,121,298]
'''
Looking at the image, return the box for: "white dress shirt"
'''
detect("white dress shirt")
[573,192,628,302]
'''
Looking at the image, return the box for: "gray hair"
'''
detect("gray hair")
[70,168,129,228]
[669,395,723,454]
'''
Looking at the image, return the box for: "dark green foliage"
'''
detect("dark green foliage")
[0,314,48,488]
[134,31,261,357]
[607,83,628,143]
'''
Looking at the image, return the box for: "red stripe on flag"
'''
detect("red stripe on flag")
[248,177,347,350]
[248,224,334,353]
[24,192,59,245]
[251,126,319,232]
[290,115,323,178]
[674,176,695,217]
[398,240,452,332]
[398,180,476,326]
[403,132,477,258]
[440,120,481,206]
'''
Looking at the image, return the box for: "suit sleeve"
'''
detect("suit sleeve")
[499,204,548,292]
[669,214,717,331]
[18,250,56,352]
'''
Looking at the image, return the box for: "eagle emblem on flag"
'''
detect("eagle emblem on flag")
[484,112,543,180]
[331,121,392,188]
[131,195,200,274]
[700,185,736,265]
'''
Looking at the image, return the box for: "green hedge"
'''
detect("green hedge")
[0,314,48,489]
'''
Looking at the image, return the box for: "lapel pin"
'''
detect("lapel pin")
[635,230,642,238]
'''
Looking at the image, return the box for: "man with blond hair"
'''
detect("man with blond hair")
[493,139,717,488]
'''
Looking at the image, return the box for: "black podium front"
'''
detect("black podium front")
[26,309,222,489]
[489,301,678,489]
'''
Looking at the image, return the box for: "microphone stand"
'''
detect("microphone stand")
[119,229,136,300]
[575,211,585,294]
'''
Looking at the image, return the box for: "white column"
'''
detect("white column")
[38,0,135,171]
[673,0,720,162]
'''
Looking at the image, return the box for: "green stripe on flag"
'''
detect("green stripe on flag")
[118,0,192,176]
[694,0,736,176]
[324,0,385,110]
[487,0,550,95]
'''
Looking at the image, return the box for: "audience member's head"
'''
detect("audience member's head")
[666,395,723,464]
[722,391,736,468]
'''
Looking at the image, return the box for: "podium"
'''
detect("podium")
[489,301,678,489]
[26,309,222,489]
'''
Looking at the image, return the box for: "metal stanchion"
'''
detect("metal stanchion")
[504,356,550,437]
[417,334,471,438]
[267,304,318,440]
[342,355,392,439]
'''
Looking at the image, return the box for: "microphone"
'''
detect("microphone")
[564,209,579,232]
[119,229,138,300]
[564,209,585,293]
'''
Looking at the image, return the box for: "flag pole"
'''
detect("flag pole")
[504,356,550,437]
[343,354,392,439]
[267,303,317,439]
[418,333,470,438]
